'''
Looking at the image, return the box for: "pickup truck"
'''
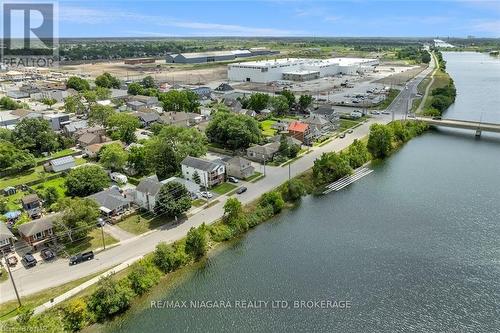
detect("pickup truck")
[69,251,94,266]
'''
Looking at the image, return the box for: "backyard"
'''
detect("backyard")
[212,182,237,195]
[115,211,173,235]
[63,228,118,256]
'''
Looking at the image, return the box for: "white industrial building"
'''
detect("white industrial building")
[228,57,379,83]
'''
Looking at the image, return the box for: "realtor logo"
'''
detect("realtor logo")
[1,2,58,67]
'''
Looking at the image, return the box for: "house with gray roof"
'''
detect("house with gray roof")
[18,213,59,249]
[0,222,15,252]
[134,175,164,212]
[181,156,225,188]
[88,188,132,216]
[246,142,281,163]
[135,111,160,128]
[225,156,255,179]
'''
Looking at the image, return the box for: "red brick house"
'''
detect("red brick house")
[17,214,59,250]
[288,121,310,143]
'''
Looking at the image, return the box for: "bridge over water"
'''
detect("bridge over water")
[415,117,500,137]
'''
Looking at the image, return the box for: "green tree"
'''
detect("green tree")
[95,86,111,100]
[248,93,270,111]
[159,90,200,113]
[107,113,140,144]
[82,90,98,103]
[144,126,207,179]
[280,90,296,108]
[270,95,289,116]
[127,259,162,295]
[185,224,208,259]
[66,76,90,91]
[0,199,7,214]
[64,95,86,114]
[192,170,201,184]
[0,96,22,110]
[127,82,144,96]
[298,94,313,110]
[12,118,59,156]
[259,191,285,214]
[41,186,60,207]
[54,197,100,242]
[0,128,12,141]
[280,179,306,202]
[153,242,189,273]
[141,75,156,88]
[87,276,134,321]
[205,110,262,150]
[345,139,371,168]
[0,140,36,171]
[312,152,353,185]
[126,145,148,176]
[88,104,115,126]
[65,164,109,197]
[154,182,192,217]
[95,72,121,89]
[367,124,394,159]
[62,298,89,332]
[99,143,128,171]
[41,97,57,109]
[222,197,248,233]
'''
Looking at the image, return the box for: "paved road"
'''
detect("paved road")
[0,62,434,303]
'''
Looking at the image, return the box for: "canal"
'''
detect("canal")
[100,52,500,333]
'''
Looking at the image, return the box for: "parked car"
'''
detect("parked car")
[348,129,354,134]
[40,248,55,261]
[381,111,391,115]
[227,176,239,183]
[339,133,346,138]
[190,192,198,200]
[236,187,247,194]
[69,251,94,266]
[21,253,37,268]
[199,191,213,199]
[432,116,442,120]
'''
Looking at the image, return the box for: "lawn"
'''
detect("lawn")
[260,119,277,136]
[64,228,118,256]
[31,176,67,198]
[1,190,28,211]
[0,269,107,321]
[212,182,237,195]
[116,212,172,235]
[192,199,206,207]
[0,267,7,283]
[339,119,363,130]
[245,172,263,182]
[35,148,75,163]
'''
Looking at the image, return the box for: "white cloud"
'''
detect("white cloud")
[472,20,500,35]
[58,5,305,36]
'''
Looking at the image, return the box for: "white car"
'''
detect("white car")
[199,191,213,199]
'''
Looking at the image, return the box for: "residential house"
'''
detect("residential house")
[224,156,255,179]
[21,194,42,218]
[224,99,242,113]
[63,120,89,137]
[0,222,15,252]
[270,134,302,148]
[215,83,234,92]
[126,100,145,111]
[288,121,310,143]
[44,156,76,173]
[303,113,339,134]
[30,89,74,102]
[191,86,212,99]
[162,176,200,195]
[88,187,132,216]
[135,111,160,128]
[246,141,280,163]
[159,111,204,128]
[127,95,159,110]
[181,156,225,188]
[77,132,110,147]
[6,90,30,99]
[84,141,122,158]
[18,213,59,249]
[43,113,71,131]
[110,89,129,100]
[134,175,164,212]
[272,120,290,132]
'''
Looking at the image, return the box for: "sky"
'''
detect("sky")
[5,0,500,38]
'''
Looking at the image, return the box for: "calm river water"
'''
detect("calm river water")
[100,52,500,333]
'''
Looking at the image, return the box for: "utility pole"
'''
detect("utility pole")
[262,155,266,176]
[288,162,291,180]
[2,250,21,307]
[98,218,106,250]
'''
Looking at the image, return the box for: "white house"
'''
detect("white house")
[181,156,225,188]
[134,175,163,211]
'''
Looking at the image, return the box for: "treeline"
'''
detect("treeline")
[396,46,431,64]
[423,51,457,117]
[312,121,429,186]
[5,178,311,332]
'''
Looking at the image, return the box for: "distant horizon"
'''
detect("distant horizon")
[3,36,499,40]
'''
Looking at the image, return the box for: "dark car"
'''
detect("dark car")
[339,133,346,138]
[21,253,37,268]
[432,116,442,120]
[69,251,94,266]
[40,248,55,261]
[236,187,247,194]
